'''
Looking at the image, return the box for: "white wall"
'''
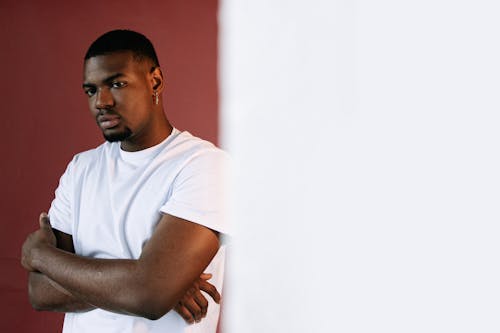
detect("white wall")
[220,1,500,332]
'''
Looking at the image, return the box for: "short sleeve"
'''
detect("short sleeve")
[48,156,77,235]
[160,148,230,235]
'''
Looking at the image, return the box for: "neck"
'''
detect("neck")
[120,110,173,152]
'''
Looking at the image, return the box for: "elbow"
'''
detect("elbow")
[141,298,175,321]
[129,288,176,320]
[138,301,174,321]
[28,285,48,311]
[30,300,47,312]
[29,295,43,311]
[143,310,168,321]
[27,272,49,311]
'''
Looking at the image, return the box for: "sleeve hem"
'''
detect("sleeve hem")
[160,205,229,235]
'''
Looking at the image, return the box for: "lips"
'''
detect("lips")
[98,115,121,130]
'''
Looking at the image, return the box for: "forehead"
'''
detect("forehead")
[83,51,148,83]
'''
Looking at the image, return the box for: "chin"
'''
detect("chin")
[103,128,132,142]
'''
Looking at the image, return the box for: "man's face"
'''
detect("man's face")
[83,52,155,144]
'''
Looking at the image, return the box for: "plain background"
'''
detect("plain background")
[220,0,500,332]
[3,1,500,332]
[0,0,219,331]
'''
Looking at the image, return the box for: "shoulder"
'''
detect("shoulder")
[164,130,230,168]
[65,141,119,173]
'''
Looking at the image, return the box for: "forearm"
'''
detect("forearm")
[28,272,95,313]
[31,245,180,319]
[24,214,220,320]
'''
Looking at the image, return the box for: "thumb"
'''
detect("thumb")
[200,273,212,280]
[39,212,52,229]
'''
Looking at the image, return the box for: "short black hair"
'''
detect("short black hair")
[84,29,160,66]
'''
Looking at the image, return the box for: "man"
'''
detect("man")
[21,30,228,333]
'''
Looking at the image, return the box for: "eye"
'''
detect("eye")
[84,88,96,97]
[111,81,127,88]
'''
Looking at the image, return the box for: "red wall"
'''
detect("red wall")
[0,1,218,331]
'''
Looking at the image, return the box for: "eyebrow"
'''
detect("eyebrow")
[82,73,125,88]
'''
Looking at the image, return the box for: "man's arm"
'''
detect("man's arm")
[28,272,95,312]
[23,213,220,320]
[27,225,95,312]
[175,272,221,323]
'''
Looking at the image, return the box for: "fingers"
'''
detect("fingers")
[175,303,195,324]
[39,212,51,230]
[184,296,203,322]
[21,234,36,272]
[199,273,212,280]
[174,274,220,324]
[192,289,209,318]
[198,279,221,304]
[175,286,211,324]
[20,252,33,271]
[176,290,204,324]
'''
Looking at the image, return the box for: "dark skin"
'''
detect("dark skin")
[26,218,220,322]
[27,227,94,313]
[23,213,220,320]
[83,51,171,151]
[22,51,221,323]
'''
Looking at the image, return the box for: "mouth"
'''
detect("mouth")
[98,115,121,130]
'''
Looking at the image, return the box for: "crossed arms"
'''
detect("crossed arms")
[22,212,221,322]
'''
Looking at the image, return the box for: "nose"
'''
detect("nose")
[95,87,114,110]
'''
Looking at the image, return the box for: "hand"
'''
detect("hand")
[174,273,221,324]
[21,213,56,272]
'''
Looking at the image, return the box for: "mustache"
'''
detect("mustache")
[96,108,118,117]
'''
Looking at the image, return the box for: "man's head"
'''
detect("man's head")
[85,29,160,68]
[83,30,169,151]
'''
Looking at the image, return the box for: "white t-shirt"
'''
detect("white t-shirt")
[48,128,229,333]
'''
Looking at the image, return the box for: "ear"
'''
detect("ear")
[150,66,165,94]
